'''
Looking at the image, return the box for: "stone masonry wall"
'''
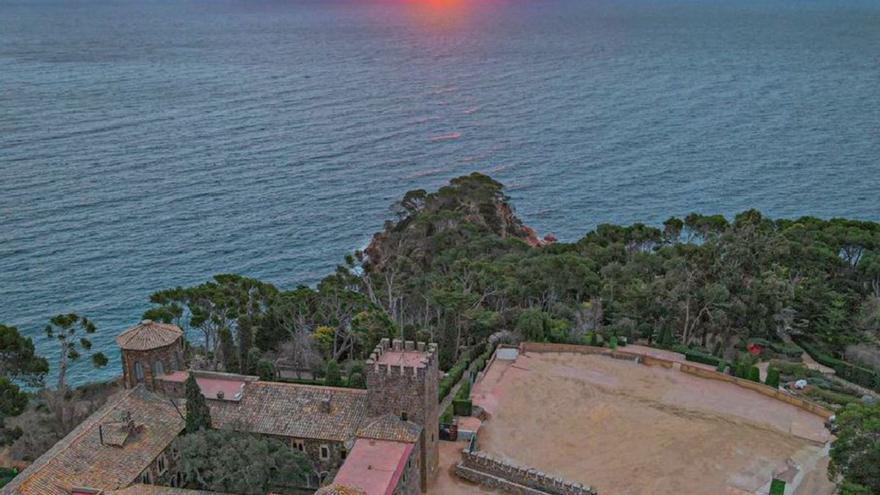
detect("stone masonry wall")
[456,450,598,495]
[366,338,440,490]
[121,339,184,391]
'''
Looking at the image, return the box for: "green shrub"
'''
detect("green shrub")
[805,387,862,407]
[769,479,786,495]
[610,336,618,350]
[589,332,599,347]
[440,404,454,424]
[747,366,761,382]
[765,368,781,388]
[735,362,749,379]
[453,399,472,416]
[0,467,18,488]
[685,351,722,367]
[796,339,880,392]
[716,361,728,373]
[769,342,803,358]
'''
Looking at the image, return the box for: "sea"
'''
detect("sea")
[2,0,879,386]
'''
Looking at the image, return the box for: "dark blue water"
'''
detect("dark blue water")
[2,0,879,385]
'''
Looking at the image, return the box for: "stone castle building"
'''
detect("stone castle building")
[2,322,440,495]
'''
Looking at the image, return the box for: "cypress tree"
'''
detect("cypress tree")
[219,327,239,373]
[747,366,761,383]
[765,368,781,388]
[185,372,212,433]
[325,360,342,387]
[238,318,254,373]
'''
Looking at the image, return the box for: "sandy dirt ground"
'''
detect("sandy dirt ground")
[467,352,833,495]
[429,440,499,495]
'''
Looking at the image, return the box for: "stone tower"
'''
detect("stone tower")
[366,338,440,491]
[116,319,185,391]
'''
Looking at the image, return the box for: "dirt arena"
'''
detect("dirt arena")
[460,351,834,495]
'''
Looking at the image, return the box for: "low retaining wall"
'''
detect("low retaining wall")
[679,364,833,419]
[519,342,832,419]
[457,449,597,495]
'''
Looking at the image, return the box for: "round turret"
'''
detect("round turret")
[116,319,184,390]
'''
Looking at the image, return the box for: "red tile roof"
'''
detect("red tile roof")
[209,381,368,442]
[331,439,414,495]
[115,320,183,351]
[1,386,185,495]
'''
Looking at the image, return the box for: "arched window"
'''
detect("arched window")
[153,360,165,377]
[134,362,145,382]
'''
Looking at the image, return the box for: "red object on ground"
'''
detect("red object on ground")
[333,438,414,495]
[747,343,763,356]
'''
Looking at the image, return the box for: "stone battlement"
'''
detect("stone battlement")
[366,338,438,378]
[457,449,597,495]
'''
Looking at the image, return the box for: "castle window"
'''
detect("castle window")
[134,362,145,383]
[171,353,180,371]
[319,445,330,460]
[153,360,165,377]
[341,448,347,460]
[140,470,152,484]
[157,453,167,474]
[292,439,305,452]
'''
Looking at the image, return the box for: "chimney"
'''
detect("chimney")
[320,397,331,413]
[400,411,408,421]
[98,424,104,445]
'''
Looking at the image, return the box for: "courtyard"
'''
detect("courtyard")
[442,350,835,495]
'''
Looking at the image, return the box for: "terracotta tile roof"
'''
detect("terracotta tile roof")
[1,386,185,495]
[356,414,421,444]
[209,381,368,442]
[116,320,183,351]
[110,485,221,495]
[314,484,366,495]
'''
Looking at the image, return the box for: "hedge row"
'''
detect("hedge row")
[685,351,722,367]
[439,350,473,401]
[797,340,880,392]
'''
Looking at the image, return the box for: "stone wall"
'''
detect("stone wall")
[121,340,184,391]
[365,338,440,490]
[456,449,597,495]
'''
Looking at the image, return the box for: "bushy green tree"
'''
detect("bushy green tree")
[1,324,49,386]
[185,373,211,433]
[174,429,313,494]
[829,403,880,493]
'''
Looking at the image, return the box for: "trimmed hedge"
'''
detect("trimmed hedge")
[685,351,722,367]
[765,368,781,388]
[0,468,17,488]
[769,479,785,495]
[453,399,473,416]
[747,366,761,383]
[797,339,880,392]
[439,348,475,401]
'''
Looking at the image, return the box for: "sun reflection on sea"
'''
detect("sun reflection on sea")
[400,0,476,27]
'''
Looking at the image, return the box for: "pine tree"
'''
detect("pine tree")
[185,372,212,433]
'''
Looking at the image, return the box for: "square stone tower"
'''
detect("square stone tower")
[366,338,439,491]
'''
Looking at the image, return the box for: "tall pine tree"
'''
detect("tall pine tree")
[185,372,212,433]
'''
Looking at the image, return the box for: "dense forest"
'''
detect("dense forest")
[135,173,880,378]
[3,173,879,492]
